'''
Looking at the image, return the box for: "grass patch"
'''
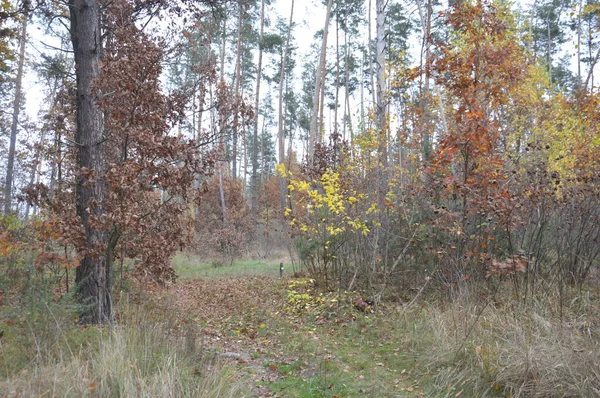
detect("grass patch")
[408,291,600,397]
[268,358,353,398]
[0,286,241,397]
[258,279,600,397]
[172,252,287,279]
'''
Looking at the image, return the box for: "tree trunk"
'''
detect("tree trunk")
[308,0,334,162]
[252,0,265,223]
[334,17,340,134]
[4,16,27,215]
[415,0,432,162]
[70,0,112,324]
[343,27,349,141]
[547,16,552,84]
[25,127,47,220]
[278,0,294,211]
[577,0,582,83]
[375,0,388,165]
[368,0,376,107]
[218,15,227,223]
[232,1,243,179]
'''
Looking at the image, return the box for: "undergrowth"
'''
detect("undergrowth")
[410,287,600,397]
[0,273,240,397]
[272,276,600,397]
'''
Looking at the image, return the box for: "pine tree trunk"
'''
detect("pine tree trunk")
[251,0,265,223]
[368,0,376,108]
[416,0,432,162]
[308,0,334,162]
[70,0,112,325]
[344,28,352,142]
[4,16,27,215]
[278,0,294,211]
[375,0,388,165]
[334,18,340,134]
[25,128,47,220]
[232,1,243,179]
[218,15,228,223]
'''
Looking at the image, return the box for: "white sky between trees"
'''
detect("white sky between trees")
[19,0,586,166]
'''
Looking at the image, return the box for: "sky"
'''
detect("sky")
[20,0,587,134]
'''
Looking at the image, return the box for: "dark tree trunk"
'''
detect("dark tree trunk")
[70,0,112,324]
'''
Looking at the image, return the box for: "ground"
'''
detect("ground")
[156,258,426,397]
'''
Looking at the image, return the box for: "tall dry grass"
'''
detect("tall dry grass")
[403,286,600,397]
[0,290,241,397]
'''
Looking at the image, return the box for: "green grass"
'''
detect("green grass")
[172,252,290,279]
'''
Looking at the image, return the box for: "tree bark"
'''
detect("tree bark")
[218,15,228,223]
[4,16,27,215]
[334,17,340,134]
[308,0,334,162]
[375,0,388,165]
[70,0,112,324]
[278,0,294,211]
[232,1,243,179]
[368,0,376,107]
[415,0,432,162]
[343,26,351,141]
[251,0,265,223]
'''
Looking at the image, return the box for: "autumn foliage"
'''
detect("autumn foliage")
[277,0,600,301]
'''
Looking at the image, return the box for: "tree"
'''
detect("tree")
[278,0,294,211]
[59,0,237,324]
[69,0,110,323]
[429,0,529,278]
[530,0,572,86]
[251,0,266,223]
[375,0,388,151]
[4,15,27,215]
[308,0,334,162]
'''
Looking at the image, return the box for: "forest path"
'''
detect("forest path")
[158,273,420,397]
[165,276,293,397]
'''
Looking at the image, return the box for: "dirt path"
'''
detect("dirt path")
[149,275,419,397]
[164,276,292,397]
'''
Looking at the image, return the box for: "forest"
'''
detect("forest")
[1,0,599,396]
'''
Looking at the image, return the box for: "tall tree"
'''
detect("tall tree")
[4,15,27,215]
[251,0,265,222]
[232,0,244,179]
[69,0,111,323]
[308,0,334,162]
[375,0,388,165]
[278,0,294,210]
[530,0,571,86]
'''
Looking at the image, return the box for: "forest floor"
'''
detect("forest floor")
[156,256,436,397]
[156,255,600,398]
[2,254,599,396]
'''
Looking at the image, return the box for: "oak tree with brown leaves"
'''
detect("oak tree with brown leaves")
[63,0,231,324]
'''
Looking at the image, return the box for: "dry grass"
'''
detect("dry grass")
[0,291,241,397]
[406,287,600,397]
